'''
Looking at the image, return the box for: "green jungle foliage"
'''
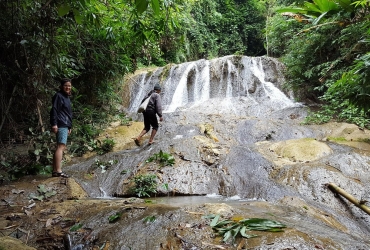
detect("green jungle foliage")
[185,0,266,60]
[268,0,370,128]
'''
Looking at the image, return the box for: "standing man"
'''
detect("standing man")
[50,78,72,178]
[134,83,163,146]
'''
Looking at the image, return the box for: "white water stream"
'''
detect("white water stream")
[127,56,299,115]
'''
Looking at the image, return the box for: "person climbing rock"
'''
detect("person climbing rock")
[133,83,163,146]
[50,78,73,178]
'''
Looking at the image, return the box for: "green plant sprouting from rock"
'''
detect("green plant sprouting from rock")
[93,159,118,173]
[108,212,122,223]
[131,174,158,198]
[146,150,175,167]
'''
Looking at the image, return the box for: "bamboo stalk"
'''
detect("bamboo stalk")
[327,182,370,215]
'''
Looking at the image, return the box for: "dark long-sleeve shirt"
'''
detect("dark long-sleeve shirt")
[50,91,72,128]
[143,90,162,117]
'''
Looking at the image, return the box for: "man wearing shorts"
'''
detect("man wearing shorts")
[50,78,73,178]
[134,83,163,146]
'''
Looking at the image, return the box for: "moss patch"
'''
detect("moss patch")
[270,138,332,162]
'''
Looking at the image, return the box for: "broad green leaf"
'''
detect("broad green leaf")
[57,4,71,17]
[151,0,160,15]
[210,214,220,227]
[44,190,57,198]
[37,184,47,194]
[135,0,149,14]
[108,212,122,223]
[304,2,323,13]
[29,193,44,201]
[70,223,83,232]
[231,225,241,236]
[313,0,339,12]
[73,10,83,24]
[202,214,216,219]
[215,220,234,227]
[275,7,307,14]
[223,230,232,242]
[240,225,258,239]
[241,218,286,230]
[335,0,353,11]
[240,226,247,236]
[266,228,285,232]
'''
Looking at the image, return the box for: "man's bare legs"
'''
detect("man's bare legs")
[134,129,157,145]
[53,143,66,173]
[148,129,157,144]
[136,130,147,141]
[133,130,147,146]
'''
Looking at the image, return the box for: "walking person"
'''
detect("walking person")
[134,83,163,146]
[50,78,73,178]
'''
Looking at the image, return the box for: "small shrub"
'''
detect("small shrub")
[131,174,157,197]
[108,212,122,223]
[98,138,115,155]
[146,150,175,167]
[114,113,132,125]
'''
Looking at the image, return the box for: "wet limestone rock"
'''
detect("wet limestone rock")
[203,203,234,217]
[199,123,219,142]
[0,236,37,250]
[269,138,332,163]
[321,122,370,151]
[67,178,88,200]
[279,196,348,232]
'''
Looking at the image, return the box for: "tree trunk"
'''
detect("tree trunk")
[0,84,18,134]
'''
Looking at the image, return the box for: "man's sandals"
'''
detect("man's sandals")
[133,138,141,147]
[52,172,69,178]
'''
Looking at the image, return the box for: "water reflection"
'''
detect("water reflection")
[144,194,267,207]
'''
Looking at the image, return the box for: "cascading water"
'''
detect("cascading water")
[126,55,299,116]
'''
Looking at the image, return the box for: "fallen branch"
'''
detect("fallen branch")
[186,211,204,215]
[202,242,227,249]
[327,182,370,215]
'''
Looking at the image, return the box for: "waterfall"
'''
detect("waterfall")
[125,56,297,115]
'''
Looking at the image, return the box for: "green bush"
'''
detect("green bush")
[97,138,116,155]
[146,150,175,167]
[131,174,158,198]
